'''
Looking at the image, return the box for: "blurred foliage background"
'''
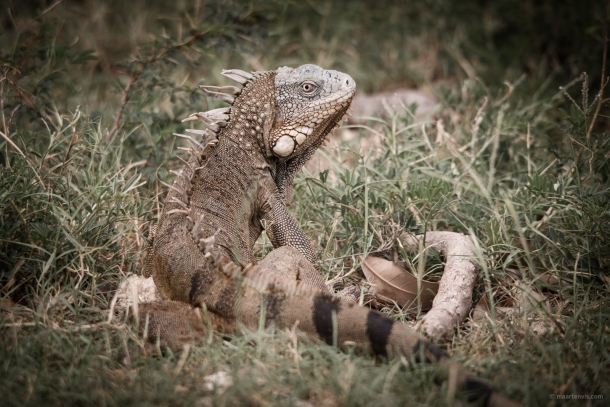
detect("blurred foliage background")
[2,0,607,181]
[2,0,607,112]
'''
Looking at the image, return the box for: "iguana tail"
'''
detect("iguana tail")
[139,255,520,407]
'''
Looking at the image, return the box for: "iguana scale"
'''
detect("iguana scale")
[141,65,519,407]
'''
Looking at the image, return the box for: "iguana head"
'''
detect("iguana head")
[268,64,356,161]
[189,64,355,204]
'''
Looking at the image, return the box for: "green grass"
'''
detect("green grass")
[1,1,609,406]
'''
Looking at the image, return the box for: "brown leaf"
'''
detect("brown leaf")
[361,256,439,310]
[538,273,569,287]
[515,282,548,315]
[472,295,491,321]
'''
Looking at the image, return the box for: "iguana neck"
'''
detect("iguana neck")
[219,70,277,166]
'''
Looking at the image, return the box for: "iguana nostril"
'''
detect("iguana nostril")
[342,78,355,89]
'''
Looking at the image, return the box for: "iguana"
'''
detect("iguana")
[140,64,519,407]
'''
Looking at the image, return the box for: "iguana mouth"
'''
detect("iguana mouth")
[312,103,352,146]
[273,103,352,164]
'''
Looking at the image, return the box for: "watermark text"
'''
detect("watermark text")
[550,394,604,400]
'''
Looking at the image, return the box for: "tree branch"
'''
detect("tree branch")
[105,31,208,144]
[587,0,609,138]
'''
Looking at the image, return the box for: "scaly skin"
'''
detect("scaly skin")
[141,65,520,407]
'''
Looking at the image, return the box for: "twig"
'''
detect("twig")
[41,0,63,15]
[0,258,25,294]
[587,0,609,138]
[106,74,138,144]
[3,322,36,327]
[105,31,208,144]
[173,344,191,377]
[323,253,365,262]
[0,129,26,159]
[1,71,8,161]
[0,129,45,185]
[6,76,58,132]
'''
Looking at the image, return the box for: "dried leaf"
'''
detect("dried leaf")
[472,295,491,321]
[361,256,439,310]
[472,295,516,321]
[515,282,548,314]
[538,273,569,287]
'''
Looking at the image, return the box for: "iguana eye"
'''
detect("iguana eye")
[301,82,317,93]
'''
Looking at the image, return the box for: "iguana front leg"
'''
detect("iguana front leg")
[254,246,327,292]
[259,186,316,263]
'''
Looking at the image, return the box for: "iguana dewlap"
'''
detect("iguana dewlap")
[141,65,519,407]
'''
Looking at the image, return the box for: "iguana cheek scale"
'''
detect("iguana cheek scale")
[141,64,519,407]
